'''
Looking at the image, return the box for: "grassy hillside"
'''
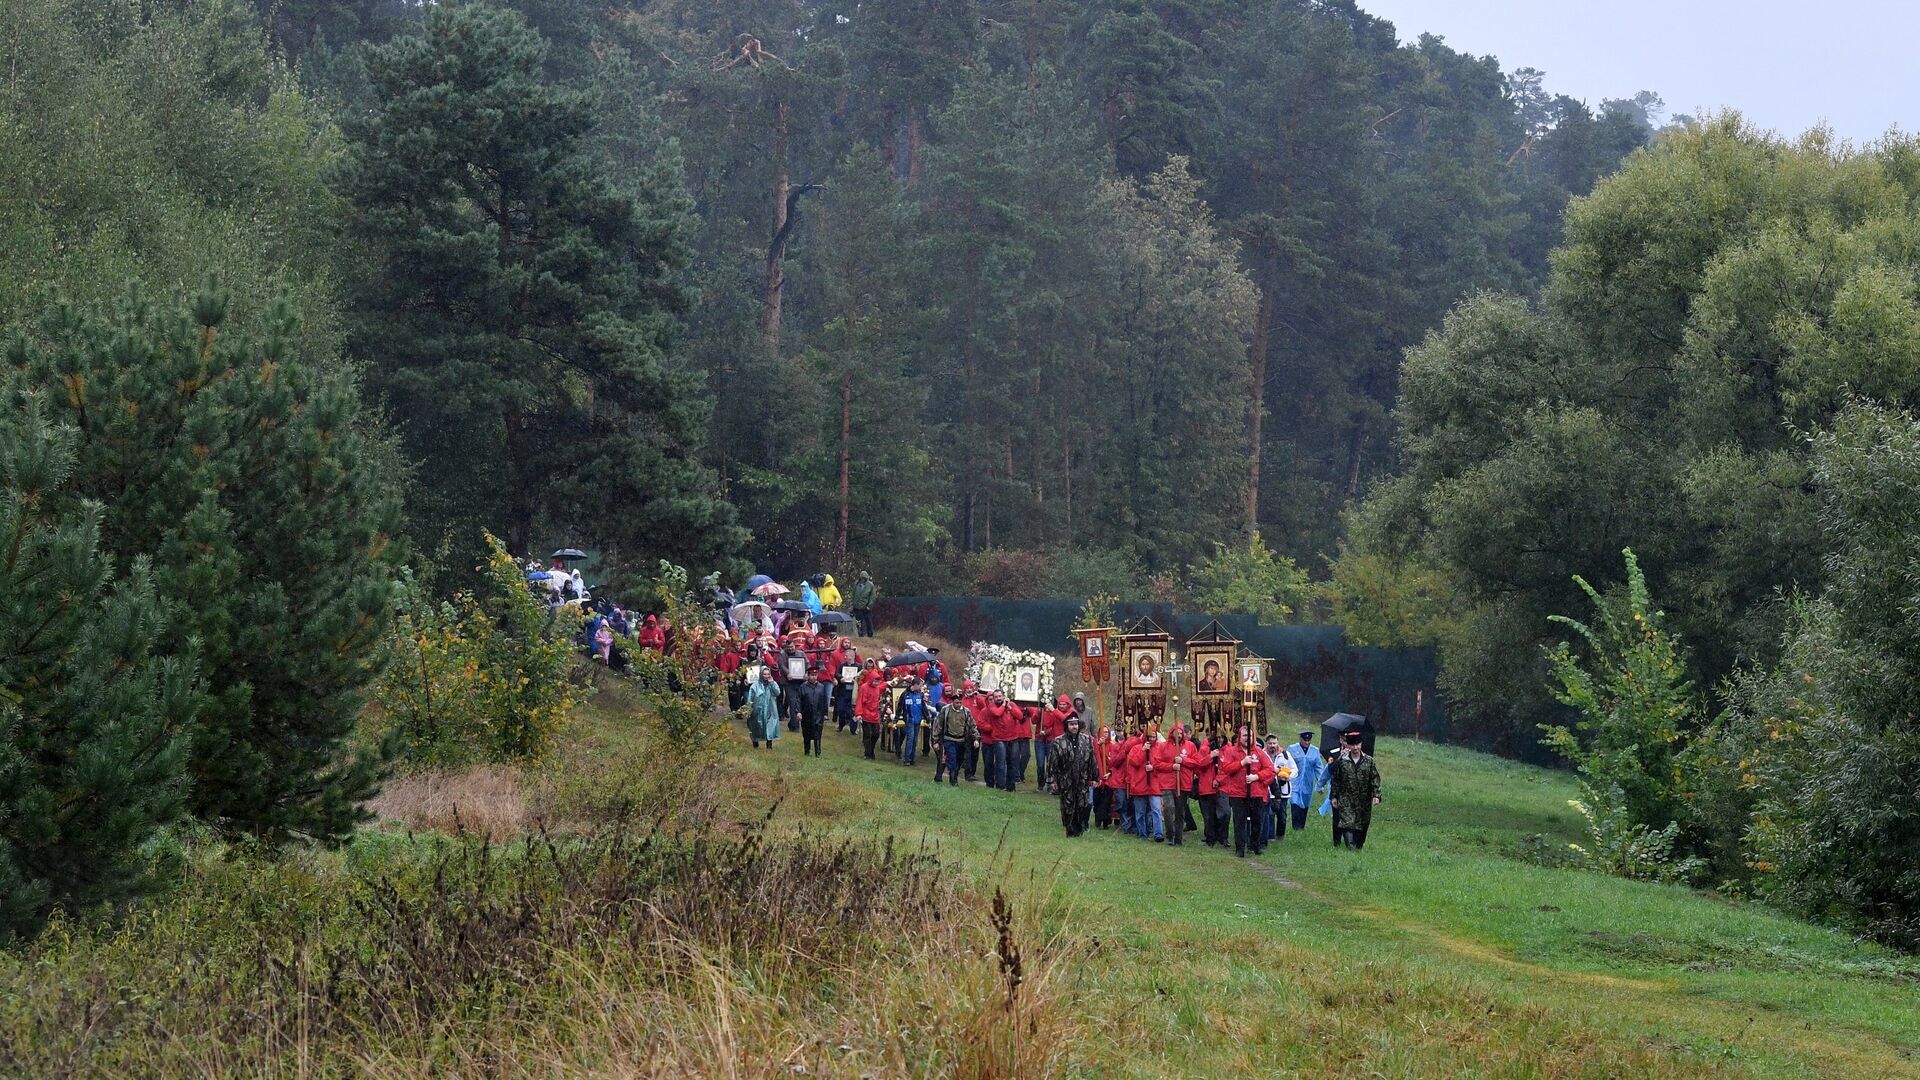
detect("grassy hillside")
[739,722,1920,1078]
[6,677,1916,1077]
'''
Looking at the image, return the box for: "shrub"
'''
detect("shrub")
[964,548,1056,598]
[1712,402,1920,948]
[1187,532,1314,623]
[1044,546,1143,600]
[1542,548,1702,884]
[1324,544,1452,646]
[1565,784,1705,885]
[375,533,583,766]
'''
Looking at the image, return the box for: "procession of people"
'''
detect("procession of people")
[540,556,1384,855]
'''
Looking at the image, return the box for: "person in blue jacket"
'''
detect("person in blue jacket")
[1284,729,1329,831]
[899,680,927,766]
[800,579,824,616]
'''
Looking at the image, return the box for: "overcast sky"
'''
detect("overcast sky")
[1358,0,1916,145]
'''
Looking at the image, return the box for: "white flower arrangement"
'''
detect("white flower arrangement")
[966,641,1056,703]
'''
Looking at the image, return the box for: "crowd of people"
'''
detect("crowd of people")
[739,634,1385,858]
[533,557,1385,856]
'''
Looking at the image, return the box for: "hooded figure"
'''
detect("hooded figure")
[1050,714,1098,837]
[849,571,878,636]
[818,574,843,609]
[800,579,825,616]
[745,666,782,747]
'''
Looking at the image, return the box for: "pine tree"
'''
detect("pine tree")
[0,389,195,942]
[11,290,403,845]
[337,2,744,576]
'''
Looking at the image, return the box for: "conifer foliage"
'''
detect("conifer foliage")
[336,2,743,573]
[0,390,195,943]
[10,291,402,845]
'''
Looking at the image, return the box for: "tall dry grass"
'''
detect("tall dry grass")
[365,765,530,841]
[0,815,1081,1078]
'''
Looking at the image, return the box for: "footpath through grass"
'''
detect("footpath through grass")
[736,726,1920,1078]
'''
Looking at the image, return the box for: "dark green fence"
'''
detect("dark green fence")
[872,597,1450,743]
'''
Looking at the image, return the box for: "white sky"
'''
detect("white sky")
[1359,0,1917,145]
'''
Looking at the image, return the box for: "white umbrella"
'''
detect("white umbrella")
[730,600,772,625]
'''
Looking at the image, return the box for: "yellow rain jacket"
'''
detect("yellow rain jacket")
[819,574,844,609]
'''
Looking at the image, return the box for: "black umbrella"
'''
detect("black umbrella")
[812,611,856,627]
[551,548,588,561]
[772,599,813,613]
[887,650,935,668]
[1321,712,1375,756]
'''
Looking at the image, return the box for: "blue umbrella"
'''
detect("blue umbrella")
[527,571,555,582]
[744,573,774,592]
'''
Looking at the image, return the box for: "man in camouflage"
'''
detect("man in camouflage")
[1328,729,1381,850]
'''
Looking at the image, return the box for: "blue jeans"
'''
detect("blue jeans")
[940,739,964,783]
[1035,738,1051,788]
[1131,794,1163,840]
[983,742,1006,789]
[902,719,921,764]
[1006,738,1030,790]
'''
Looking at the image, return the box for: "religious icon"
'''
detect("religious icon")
[1188,645,1235,697]
[1085,637,1105,658]
[1132,647,1163,687]
[1013,666,1043,703]
[1239,661,1267,690]
[979,662,1005,693]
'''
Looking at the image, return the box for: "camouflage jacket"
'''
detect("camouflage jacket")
[1329,751,1381,831]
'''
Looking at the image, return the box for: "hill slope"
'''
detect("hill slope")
[738,728,1920,1078]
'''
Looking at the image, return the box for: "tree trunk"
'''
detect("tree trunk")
[1062,427,1073,546]
[905,108,925,186]
[838,369,852,567]
[504,406,533,557]
[762,98,789,350]
[1344,417,1367,500]
[1246,283,1274,538]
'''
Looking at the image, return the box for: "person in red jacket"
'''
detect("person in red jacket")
[1037,695,1070,791]
[1092,725,1118,830]
[1217,724,1278,858]
[1005,704,1036,790]
[1194,731,1229,847]
[827,638,859,732]
[855,660,886,760]
[636,614,666,652]
[1124,722,1164,841]
[979,691,1013,791]
[1160,724,1199,847]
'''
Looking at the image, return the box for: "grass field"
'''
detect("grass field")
[733,718,1920,1078]
[7,668,1917,1078]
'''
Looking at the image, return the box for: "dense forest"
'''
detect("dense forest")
[11,0,1660,592]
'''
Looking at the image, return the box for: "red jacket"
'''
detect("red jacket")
[1039,706,1070,742]
[854,670,885,722]
[1164,738,1202,795]
[1215,743,1277,801]
[637,621,666,651]
[1101,737,1129,789]
[1123,736,1154,796]
[978,700,1014,744]
[1192,737,1222,797]
[1150,737,1185,795]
